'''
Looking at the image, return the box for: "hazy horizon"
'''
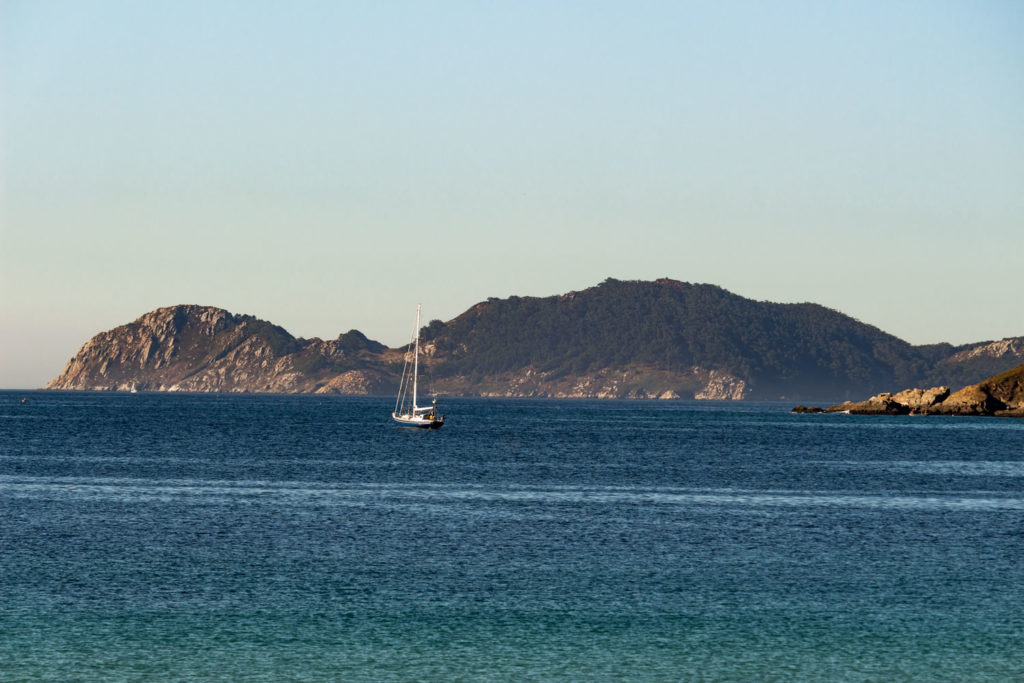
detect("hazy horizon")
[3,1,1022,388]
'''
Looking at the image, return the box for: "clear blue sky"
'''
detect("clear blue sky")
[2,1,1022,388]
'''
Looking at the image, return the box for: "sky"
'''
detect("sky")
[2,1,1022,388]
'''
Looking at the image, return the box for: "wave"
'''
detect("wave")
[3,476,1022,512]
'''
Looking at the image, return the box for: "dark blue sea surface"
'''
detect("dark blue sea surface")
[2,391,1023,680]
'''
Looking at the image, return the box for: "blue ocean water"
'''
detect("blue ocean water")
[2,391,1023,681]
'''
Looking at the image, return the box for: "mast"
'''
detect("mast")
[412,303,421,410]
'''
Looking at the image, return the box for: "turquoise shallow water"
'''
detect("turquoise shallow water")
[2,392,1023,680]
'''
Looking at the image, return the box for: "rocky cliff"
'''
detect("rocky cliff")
[45,306,397,394]
[796,363,1024,417]
[428,365,748,400]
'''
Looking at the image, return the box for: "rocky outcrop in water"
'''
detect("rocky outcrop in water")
[891,386,952,411]
[824,393,912,415]
[796,364,1024,417]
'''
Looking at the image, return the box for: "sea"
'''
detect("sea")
[2,390,1023,681]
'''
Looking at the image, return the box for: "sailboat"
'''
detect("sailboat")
[392,304,445,429]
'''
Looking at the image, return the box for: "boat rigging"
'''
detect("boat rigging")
[392,304,445,429]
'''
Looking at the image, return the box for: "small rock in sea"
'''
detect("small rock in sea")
[791,405,824,413]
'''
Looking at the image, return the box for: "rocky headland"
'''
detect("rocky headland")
[45,305,398,394]
[793,363,1024,418]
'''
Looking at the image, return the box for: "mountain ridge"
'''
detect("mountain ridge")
[44,279,1024,400]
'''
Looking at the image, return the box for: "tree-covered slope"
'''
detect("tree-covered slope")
[422,278,964,399]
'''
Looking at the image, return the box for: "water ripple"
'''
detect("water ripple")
[3,475,1022,511]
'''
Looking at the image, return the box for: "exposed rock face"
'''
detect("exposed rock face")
[801,364,1024,418]
[927,336,1024,389]
[925,364,1024,416]
[46,305,395,394]
[430,365,749,400]
[891,386,950,411]
[926,385,1005,416]
[825,393,910,415]
[694,371,747,400]
[948,338,1024,362]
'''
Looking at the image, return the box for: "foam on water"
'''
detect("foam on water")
[6,474,1024,512]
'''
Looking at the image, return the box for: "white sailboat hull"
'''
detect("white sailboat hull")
[391,412,445,428]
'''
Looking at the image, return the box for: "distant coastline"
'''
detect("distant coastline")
[44,279,1024,402]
